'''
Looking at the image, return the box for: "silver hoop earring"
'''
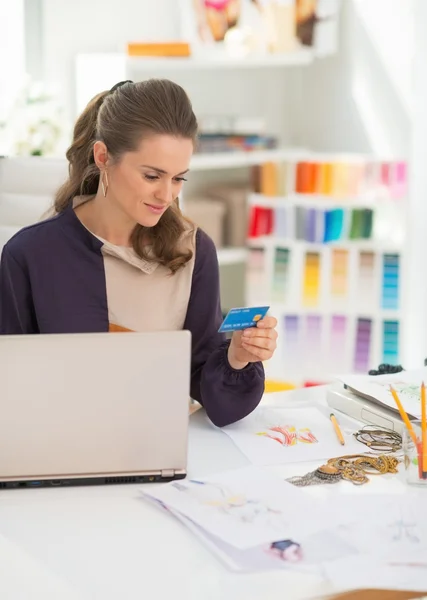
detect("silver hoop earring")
[101,171,109,197]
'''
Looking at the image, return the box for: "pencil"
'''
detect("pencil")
[421,382,427,477]
[330,413,345,446]
[389,385,418,446]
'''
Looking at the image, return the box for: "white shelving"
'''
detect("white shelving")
[128,49,314,71]
[247,237,402,253]
[190,149,306,171]
[75,51,314,114]
[216,247,247,266]
[248,192,402,209]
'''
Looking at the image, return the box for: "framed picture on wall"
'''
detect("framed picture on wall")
[178,0,271,57]
[179,0,341,58]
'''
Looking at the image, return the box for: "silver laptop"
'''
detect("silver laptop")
[0,331,191,489]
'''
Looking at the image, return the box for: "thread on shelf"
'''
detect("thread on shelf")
[248,206,274,237]
[383,320,399,365]
[283,315,300,375]
[272,247,290,302]
[330,315,347,372]
[303,251,321,306]
[305,314,323,373]
[247,247,266,304]
[260,162,278,197]
[323,209,344,242]
[331,249,349,298]
[357,251,376,310]
[354,318,372,373]
[382,253,400,310]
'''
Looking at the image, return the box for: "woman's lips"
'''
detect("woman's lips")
[144,203,167,214]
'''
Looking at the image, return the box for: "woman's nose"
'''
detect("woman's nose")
[154,179,172,204]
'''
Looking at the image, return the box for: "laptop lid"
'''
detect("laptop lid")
[0,331,191,487]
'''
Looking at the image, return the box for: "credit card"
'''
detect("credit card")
[218,306,270,333]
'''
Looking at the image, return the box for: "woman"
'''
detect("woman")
[0,79,278,427]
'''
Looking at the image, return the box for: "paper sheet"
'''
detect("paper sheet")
[323,554,427,593]
[338,368,427,419]
[323,494,427,594]
[142,466,330,549]
[220,406,364,465]
[328,494,427,557]
[146,497,357,575]
[0,532,84,600]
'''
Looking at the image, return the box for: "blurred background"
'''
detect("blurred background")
[1,0,425,390]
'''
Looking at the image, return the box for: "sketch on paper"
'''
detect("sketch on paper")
[220,406,365,466]
[144,465,331,549]
[255,425,318,446]
[172,480,286,528]
[389,516,420,545]
[373,380,421,404]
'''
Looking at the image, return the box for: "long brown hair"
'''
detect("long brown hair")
[55,79,198,273]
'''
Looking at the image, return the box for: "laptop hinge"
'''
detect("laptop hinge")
[161,469,175,478]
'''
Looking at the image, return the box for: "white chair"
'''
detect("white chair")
[0,157,68,251]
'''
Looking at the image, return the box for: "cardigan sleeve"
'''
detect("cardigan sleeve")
[183,229,265,427]
[0,245,38,334]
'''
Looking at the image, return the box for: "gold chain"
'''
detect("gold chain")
[326,454,399,484]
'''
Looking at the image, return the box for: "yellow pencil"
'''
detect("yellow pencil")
[330,413,345,446]
[421,382,427,475]
[389,385,418,446]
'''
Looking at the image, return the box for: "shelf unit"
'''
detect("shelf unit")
[247,155,407,385]
[190,148,306,171]
[127,48,314,71]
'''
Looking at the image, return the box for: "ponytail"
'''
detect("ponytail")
[54,91,109,212]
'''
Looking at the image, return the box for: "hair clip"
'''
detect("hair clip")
[109,80,134,93]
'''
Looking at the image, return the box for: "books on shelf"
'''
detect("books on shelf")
[126,42,191,57]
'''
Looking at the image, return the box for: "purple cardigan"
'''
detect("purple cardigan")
[0,205,264,426]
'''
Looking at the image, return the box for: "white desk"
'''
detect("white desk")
[0,386,410,600]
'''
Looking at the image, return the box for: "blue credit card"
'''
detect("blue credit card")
[218,306,270,333]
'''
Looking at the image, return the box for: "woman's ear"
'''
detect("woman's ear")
[93,141,109,170]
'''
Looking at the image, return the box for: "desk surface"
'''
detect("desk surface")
[0,386,410,600]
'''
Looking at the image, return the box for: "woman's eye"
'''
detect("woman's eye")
[174,177,188,183]
[144,175,159,181]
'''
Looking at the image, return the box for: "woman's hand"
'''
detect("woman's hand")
[227,316,278,370]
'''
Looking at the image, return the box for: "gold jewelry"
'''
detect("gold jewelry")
[286,453,400,487]
[101,170,109,197]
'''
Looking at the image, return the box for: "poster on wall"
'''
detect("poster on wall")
[179,0,268,57]
[296,0,342,55]
[179,0,341,58]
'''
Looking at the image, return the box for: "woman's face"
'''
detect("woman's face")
[102,134,193,228]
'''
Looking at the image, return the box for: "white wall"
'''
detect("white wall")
[41,0,181,118]
[0,0,25,122]
[294,0,412,158]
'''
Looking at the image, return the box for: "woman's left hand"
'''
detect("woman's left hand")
[227,316,278,370]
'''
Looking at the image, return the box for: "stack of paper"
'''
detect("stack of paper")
[142,466,427,592]
[141,466,357,573]
[338,368,427,420]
